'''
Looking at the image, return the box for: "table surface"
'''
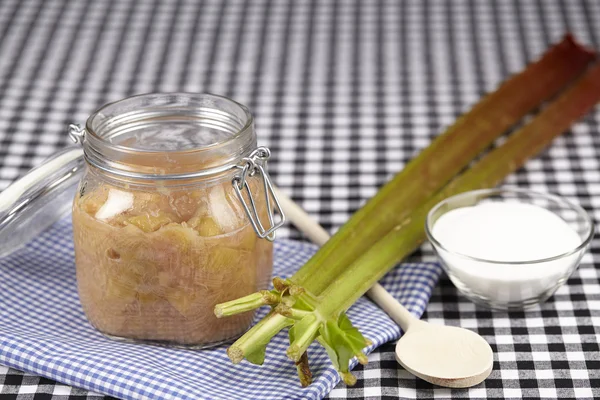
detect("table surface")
[1,0,600,399]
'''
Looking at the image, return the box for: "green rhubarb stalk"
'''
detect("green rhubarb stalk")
[218,35,596,369]
[226,311,294,365]
[214,291,279,318]
[288,62,600,367]
[291,34,595,294]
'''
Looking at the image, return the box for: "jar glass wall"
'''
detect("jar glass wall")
[71,93,276,347]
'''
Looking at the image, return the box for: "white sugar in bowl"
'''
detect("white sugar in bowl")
[426,188,594,310]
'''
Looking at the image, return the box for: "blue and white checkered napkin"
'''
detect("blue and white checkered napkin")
[0,218,442,400]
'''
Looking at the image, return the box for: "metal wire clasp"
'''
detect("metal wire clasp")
[68,123,85,144]
[232,147,285,241]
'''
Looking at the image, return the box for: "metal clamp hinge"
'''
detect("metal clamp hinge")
[68,123,85,144]
[232,147,285,242]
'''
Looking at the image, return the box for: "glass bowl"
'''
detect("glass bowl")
[425,188,594,311]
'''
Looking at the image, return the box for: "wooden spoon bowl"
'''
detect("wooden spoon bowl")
[394,318,493,387]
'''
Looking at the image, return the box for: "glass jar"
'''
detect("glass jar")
[0,93,284,348]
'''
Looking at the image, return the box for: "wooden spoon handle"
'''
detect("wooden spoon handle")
[272,186,418,331]
[273,186,330,247]
[365,284,418,331]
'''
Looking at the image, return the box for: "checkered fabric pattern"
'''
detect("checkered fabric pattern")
[0,0,599,399]
[0,217,441,400]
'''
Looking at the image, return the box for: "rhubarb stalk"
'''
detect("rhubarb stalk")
[219,61,600,383]
[282,62,600,379]
[219,35,596,371]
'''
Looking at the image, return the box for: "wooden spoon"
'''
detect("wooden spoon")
[273,187,493,388]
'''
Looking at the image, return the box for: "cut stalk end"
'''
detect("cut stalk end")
[274,303,292,317]
[286,345,301,362]
[227,346,244,364]
[214,305,224,318]
[273,277,290,292]
[341,371,357,386]
[356,353,368,365]
[289,285,305,296]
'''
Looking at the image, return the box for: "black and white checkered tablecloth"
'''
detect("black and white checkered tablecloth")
[1,0,600,399]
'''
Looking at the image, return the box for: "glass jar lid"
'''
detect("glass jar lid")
[0,145,84,257]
